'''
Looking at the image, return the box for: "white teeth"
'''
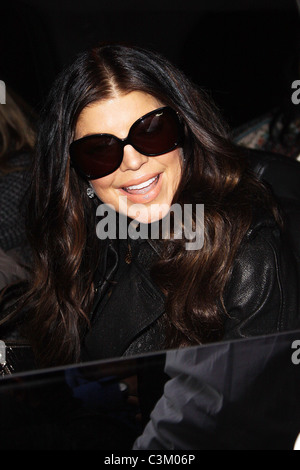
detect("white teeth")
[126,176,157,190]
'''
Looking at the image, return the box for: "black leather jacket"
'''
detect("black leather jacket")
[222,210,300,339]
[82,207,300,362]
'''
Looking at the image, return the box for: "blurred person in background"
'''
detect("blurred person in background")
[0,86,35,290]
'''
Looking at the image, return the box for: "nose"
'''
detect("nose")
[120,144,149,172]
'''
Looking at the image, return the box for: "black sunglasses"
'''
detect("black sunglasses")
[69,106,183,180]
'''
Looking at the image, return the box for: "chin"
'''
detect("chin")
[127,204,171,225]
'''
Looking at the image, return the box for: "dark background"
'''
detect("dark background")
[1,0,300,128]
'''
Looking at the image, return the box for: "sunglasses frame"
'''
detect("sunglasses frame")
[70,106,183,180]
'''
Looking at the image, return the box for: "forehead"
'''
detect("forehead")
[75,91,163,140]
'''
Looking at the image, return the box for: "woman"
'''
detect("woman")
[4,43,299,369]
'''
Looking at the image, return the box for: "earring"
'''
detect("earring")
[87,187,95,198]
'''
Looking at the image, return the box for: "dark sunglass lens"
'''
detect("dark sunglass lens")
[131,108,181,155]
[70,135,122,179]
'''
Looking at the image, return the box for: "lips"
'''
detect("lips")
[118,173,163,204]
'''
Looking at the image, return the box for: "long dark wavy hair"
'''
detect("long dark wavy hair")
[14,43,278,367]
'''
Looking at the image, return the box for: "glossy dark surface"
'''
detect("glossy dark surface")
[0,330,299,450]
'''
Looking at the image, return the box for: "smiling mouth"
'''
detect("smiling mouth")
[122,174,160,195]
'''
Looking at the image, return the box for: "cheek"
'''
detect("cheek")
[164,151,183,187]
[90,174,116,201]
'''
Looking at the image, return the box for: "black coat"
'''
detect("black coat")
[82,207,300,362]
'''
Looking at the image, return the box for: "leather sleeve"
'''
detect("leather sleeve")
[222,223,300,339]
